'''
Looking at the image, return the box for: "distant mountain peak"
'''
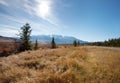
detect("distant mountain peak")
[0,35,87,44]
[31,35,87,44]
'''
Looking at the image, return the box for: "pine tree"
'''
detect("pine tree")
[51,37,56,49]
[77,41,80,46]
[19,23,32,51]
[34,39,38,50]
[73,40,77,47]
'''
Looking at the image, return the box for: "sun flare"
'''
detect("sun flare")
[40,2,50,17]
[36,0,52,19]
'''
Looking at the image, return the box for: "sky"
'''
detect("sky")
[0,0,120,42]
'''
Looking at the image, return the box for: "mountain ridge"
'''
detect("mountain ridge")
[31,35,87,44]
[0,35,87,44]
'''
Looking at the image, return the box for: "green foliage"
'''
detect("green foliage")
[73,40,77,47]
[88,38,120,47]
[51,37,56,49]
[34,39,38,50]
[19,23,32,51]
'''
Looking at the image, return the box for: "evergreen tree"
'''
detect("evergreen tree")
[77,41,80,46]
[73,40,77,47]
[19,23,32,51]
[34,39,38,50]
[51,37,56,48]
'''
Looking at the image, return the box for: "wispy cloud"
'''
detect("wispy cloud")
[0,0,65,37]
[0,0,58,26]
[24,0,58,26]
[0,0,8,6]
[0,24,18,30]
[0,24,19,37]
[0,28,18,37]
[0,13,60,36]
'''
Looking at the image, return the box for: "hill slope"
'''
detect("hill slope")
[0,36,20,43]
[0,46,120,83]
[0,36,21,54]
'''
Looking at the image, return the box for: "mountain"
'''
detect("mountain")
[0,35,87,44]
[0,36,20,43]
[0,36,21,55]
[31,35,87,44]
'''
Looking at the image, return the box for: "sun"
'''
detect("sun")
[40,2,50,16]
[36,0,51,19]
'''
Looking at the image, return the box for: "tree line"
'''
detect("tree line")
[2,23,119,56]
[19,23,81,52]
[11,23,120,53]
[88,38,120,47]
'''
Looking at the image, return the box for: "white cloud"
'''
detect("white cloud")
[0,14,25,24]
[1,29,18,33]
[24,0,58,26]
[0,0,8,6]
[0,0,60,26]
[0,28,18,37]
[0,24,18,30]
[0,0,63,36]
[0,13,60,36]
[0,24,19,37]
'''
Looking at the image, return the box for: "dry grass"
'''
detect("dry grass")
[0,46,120,83]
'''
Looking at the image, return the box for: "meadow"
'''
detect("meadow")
[0,46,120,83]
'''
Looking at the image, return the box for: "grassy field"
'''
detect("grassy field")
[0,46,120,83]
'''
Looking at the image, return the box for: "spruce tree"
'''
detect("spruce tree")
[51,37,56,49]
[77,41,80,46]
[19,23,32,51]
[73,40,77,47]
[34,39,38,50]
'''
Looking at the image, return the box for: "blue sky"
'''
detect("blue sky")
[0,0,120,42]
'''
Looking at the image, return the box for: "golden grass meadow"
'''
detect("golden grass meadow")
[0,46,120,83]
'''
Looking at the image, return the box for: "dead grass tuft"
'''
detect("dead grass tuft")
[0,46,120,83]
